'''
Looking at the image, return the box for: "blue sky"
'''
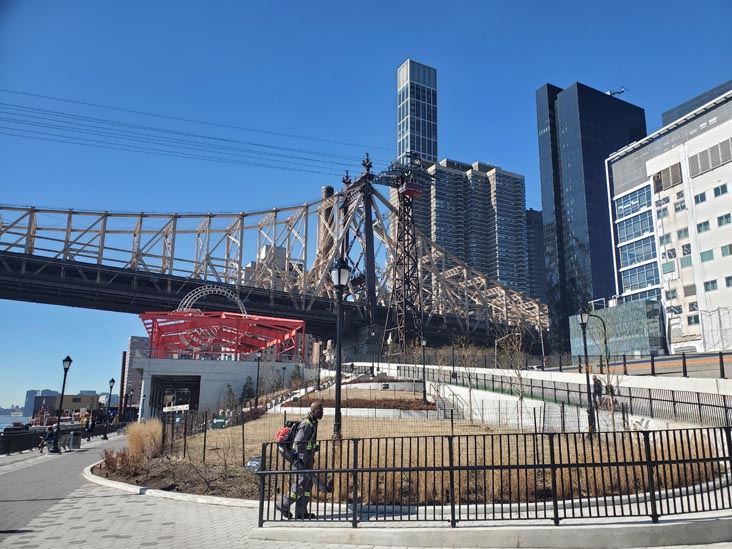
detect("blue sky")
[1,0,730,407]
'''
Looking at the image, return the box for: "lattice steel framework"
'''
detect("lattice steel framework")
[0,168,547,338]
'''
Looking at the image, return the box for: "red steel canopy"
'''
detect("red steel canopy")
[140,311,305,360]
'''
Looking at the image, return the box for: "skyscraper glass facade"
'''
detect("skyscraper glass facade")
[537,82,647,351]
[397,59,437,164]
[526,208,546,301]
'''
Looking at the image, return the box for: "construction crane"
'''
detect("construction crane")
[606,86,628,97]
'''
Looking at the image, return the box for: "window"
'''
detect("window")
[677,227,689,240]
[72,397,81,403]
[617,210,654,243]
[657,207,668,219]
[662,261,676,273]
[714,183,728,197]
[674,200,686,212]
[682,243,692,256]
[689,302,698,312]
[704,280,718,292]
[688,315,700,325]
[659,233,672,245]
[683,284,697,296]
[619,236,657,268]
[701,250,714,262]
[665,289,677,299]
[680,256,693,268]
[667,305,682,314]
[621,262,660,292]
[722,244,732,257]
[694,192,707,204]
[718,213,732,227]
[697,221,711,233]
[615,186,652,220]
[666,248,676,259]
[677,190,685,199]
[727,276,732,288]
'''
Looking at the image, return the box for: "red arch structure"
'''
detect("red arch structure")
[140,311,305,361]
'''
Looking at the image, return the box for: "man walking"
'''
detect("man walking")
[276,401,330,519]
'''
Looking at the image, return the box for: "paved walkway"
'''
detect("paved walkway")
[1,436,730,549]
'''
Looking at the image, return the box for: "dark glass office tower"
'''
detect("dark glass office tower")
[525,208,546,302]
[537,83,646,351]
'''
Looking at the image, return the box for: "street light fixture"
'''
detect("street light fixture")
[585,311,609,374]
[330,257,350,440]
[578,309,596,434]
[51,355,72,453]
[254,350,262,408]
[421,339,428,404]
[102,378,115,440]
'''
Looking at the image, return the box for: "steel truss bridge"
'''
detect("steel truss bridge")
[0,166,547,348]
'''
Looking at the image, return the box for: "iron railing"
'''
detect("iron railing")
[397,365,732,427]
[257,427,732,527]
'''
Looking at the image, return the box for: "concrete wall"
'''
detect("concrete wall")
[137,359,315,419]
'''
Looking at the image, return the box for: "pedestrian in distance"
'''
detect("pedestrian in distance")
[593,375,603,408]
[84,414,95,442]
[276,401,332,519]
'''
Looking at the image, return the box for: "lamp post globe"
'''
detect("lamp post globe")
[330,257,350,440]
[52,356,72,453]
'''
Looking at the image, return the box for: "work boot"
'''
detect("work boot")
[275,502,292,519]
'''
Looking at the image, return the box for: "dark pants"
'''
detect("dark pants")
[280,454,314,517]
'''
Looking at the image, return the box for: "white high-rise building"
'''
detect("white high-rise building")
[607,87,732,352]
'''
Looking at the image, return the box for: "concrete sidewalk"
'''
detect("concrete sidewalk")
[1,435,731,549]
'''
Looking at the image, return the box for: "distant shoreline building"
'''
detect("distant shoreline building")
[536,82,647,350]
[607,86,732,352]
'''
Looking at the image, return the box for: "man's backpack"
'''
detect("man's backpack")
[275,420,301,462]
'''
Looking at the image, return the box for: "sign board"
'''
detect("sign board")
[212,414,227,429]
[244,456,262,472]
[162,404,190,413]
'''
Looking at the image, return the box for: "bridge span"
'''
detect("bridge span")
[0,173,547,348]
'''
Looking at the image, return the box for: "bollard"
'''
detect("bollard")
[720,352,726,379]
[559,354,563,372]
[682,353,688,377]
[650,354,656,376]
[623,354,628,376]
[202,411,208,464]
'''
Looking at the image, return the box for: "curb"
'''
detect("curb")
[82,460,259,509]
[250,512,732,548]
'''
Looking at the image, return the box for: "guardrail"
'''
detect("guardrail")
[0,422,125,455]
[398,365,732,427]
[257,427,732,528]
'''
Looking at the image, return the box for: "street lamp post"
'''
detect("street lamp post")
[140,394,146,421]
[102,378,115,440]
[128,388,135,421]
[578,309,596,434]
[421,339,427,404]
[254,351,262,408]
[52,356,73,453]
[585,312,609,374]
[282,366,287,389]
[331,257,350,440]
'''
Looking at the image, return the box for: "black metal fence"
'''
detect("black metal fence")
[398,365,732,428]
[257,427,732,527]
[0,422,125,455]
[349,349,731,379]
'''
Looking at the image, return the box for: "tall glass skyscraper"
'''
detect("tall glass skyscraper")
[537,83,646,351]
[397,59,437,164]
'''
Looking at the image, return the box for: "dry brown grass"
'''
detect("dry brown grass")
[102,419,163,476]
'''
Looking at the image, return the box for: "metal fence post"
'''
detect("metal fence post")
[720,352,726,380]
[447,436,457,528]
[548,433,560,525]
[671,391,677,421]
[182,411,188,459]
[351,439,359,528]
[203,411,208,464]
[241,411,246,468]
[648,389,654,418]
[682,353,688,377]
[258,443,268,527]
[161,413,167,451]
[559,354,563,372]
[170,414,175,454]
[623,354,628,376]
[650,354,656,376]
[696,393,703,424]
[642,431,659,523]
